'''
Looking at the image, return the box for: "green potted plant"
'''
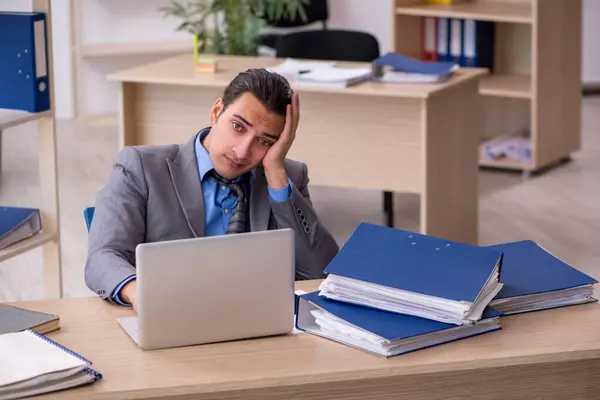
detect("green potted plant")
[160,0,310,68]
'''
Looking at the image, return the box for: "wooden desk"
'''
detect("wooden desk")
[107,54,487,244]
[11,280,600,400]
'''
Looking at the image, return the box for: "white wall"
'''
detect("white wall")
[583,0,600,85]
[327,0,392,54]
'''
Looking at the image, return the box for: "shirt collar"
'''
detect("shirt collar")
[194,127,255,184]
[195,128,214,181]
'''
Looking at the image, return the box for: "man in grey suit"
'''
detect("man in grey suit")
[85,69,339,311]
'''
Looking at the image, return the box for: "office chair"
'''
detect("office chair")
[83,207,95,232]
[258,0,329,50]
[274,29,394,227]
[275,29,379,62]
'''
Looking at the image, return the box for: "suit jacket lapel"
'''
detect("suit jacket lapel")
[250,165,271,232]
[167,134,205,237]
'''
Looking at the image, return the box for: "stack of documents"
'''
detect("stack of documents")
[0,330,101,399]
[488,240,598,315]
[297,292,501,358]
[267,58,372,88]
[318,222,504,325]
[372,52,459,83]
[294,66,373,88]
[266,58,336,78]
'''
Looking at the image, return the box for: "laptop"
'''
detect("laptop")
[117,228,296,350]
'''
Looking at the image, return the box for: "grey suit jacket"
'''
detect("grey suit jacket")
[84,133,339,302]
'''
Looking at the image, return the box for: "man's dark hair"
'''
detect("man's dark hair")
[221,68,293,116]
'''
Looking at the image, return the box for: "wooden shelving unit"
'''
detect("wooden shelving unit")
[392,0,582,173]
[395,1,533,23]
[76,40,190,58]
[0,0,63,298]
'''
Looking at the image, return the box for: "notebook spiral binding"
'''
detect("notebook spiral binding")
[26,329,92,365]
[84,368,103,381]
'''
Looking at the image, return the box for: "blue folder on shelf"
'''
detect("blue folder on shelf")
[461,19,495,69]
[318,222,504,325]
[296,291,502,358]
[371,52,458,83]
[0,206,42,250]
[488,240,598,315]
[0,12,50,112]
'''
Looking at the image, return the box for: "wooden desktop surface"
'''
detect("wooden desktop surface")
[106,53,487,99]
[9,280,600,399]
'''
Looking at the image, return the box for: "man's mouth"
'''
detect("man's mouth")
[225,156,246,168]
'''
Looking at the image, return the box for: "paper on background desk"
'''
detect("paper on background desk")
[267,58,336,78]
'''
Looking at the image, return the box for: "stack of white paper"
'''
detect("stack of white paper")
[319,268,503,326]
[296,292,502,358]
[294,67,372,88]
[266,58,336,78]
[0,330,101,400]
[490,285,595,315]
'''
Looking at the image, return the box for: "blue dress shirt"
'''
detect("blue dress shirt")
[112,130,294,305]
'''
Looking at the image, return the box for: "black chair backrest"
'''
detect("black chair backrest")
[265,0,328,27]
[275,29,380,62]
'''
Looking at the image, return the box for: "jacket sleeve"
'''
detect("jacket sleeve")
[84,146,148,302]
[269,163,339,280]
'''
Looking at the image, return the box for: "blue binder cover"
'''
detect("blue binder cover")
[436,17,450,62]
[461,19,495,69]
[488,240,598,300]
[0,206,39,239]
[324,222,503,303]
[299,291,501,342]
[0,12,50,112]
[372,52,457,76]
[449,18,464,65]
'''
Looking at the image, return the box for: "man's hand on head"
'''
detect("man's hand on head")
[262,92,300,189]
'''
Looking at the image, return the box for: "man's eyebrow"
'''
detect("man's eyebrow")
[232,114,253,127]
[262,133,280,141]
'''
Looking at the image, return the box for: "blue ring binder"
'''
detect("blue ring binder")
[84,368,103,380]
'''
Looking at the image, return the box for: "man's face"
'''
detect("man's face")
[204,92,286,180]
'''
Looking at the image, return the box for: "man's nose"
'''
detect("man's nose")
[234,136,253,160]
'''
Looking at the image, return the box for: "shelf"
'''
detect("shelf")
[479,156,532,171]
[396,2,533,24]
[0,109,52,130]
[0,232,57,263]
[479,74,531,99]
[76,40,191,58]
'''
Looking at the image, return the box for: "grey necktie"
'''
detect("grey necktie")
[207,170,249,234]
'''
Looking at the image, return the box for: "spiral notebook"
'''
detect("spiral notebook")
[0,330,102,400]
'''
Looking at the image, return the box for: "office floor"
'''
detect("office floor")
[0,96,599,302]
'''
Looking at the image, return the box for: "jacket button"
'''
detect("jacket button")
[304,226,312,234]
[296,208,302,215]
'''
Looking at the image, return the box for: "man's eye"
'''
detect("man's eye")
[232,122,242,131]
[258,139,272,147]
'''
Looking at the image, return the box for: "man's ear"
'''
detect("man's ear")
[210,98,224,125]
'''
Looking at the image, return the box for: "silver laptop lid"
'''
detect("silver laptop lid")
[135,228,295,350]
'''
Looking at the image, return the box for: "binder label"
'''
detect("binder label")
[33,19,47,79]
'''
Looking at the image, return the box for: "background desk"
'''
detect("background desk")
[108,55,486,244]
[12,280,600,400]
